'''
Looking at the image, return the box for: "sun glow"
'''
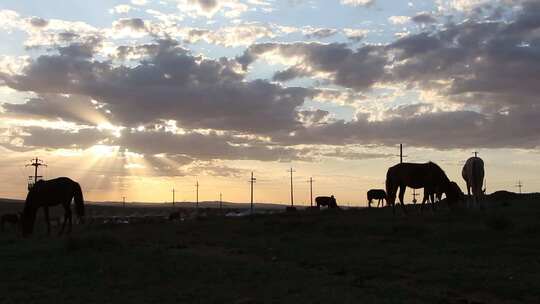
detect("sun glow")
[89,144,119,157]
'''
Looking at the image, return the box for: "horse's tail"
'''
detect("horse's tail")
[73,182,85,218]
[385,176,395,206]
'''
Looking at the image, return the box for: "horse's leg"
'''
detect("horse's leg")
[43,206,50,235]
[59,208,69,235]
[67,208,73,233]
[430,192,435,212]
[368,198,372,208]
[398,185,406,214]
[466,182,472,208]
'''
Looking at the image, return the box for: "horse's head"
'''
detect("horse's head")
[21,190,38,236]
[445,181,465,205]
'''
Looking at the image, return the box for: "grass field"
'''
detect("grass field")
[1,193,540,304]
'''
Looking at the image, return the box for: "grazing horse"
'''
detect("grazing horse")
[21,177,85,236]
[386,162,462,214]
[462,157,485,208]
[367,189,386,208]
[1,213,20,232]
[315,195,338,209]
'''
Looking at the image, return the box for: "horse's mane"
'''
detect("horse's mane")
[428,161,450,183]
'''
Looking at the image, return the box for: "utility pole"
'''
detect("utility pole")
[25,157,47,189]
[289,168,295,207]
[396,144,407,164]
[172,188,175,206]
[122,196,126,208]
[195,180,199,209]
[249,172,256,214]
[516,181,523,194]
[307,177,314,207]
[219,192,223,211]
[412,189,419,204]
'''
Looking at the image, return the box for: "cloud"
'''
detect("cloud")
[276,108,540,149]
[411,12,437,24]
[176,0,249,18]
[3,0,540,156]
[115,129,303,161]
[14,126,107,149]
[388,16,410,25]
[109,5,133,14]
[238,42,388,91]
[1,39,312,134]
[2,95,109,127]
[341,0,375,7]
[28,17,48,28]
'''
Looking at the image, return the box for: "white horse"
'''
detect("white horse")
[462,157,485,208]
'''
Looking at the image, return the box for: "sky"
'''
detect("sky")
[1,0,540,206]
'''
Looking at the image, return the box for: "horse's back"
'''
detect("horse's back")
[462,157,484,187]
[463,157,483,176]
[367,189,386,199]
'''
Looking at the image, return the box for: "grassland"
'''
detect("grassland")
[1,193,540,304]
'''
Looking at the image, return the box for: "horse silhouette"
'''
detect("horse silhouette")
[20,177,85,236]
[367,189,386,208]
[386,162,463,214]
[315,195,338,209]
[462,156,485,208]
[1,213,20,232]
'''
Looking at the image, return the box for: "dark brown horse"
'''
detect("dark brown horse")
[315,195,338,209]
[386,162,463,214]
[21,177,85,236]
[367,189,386,208]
